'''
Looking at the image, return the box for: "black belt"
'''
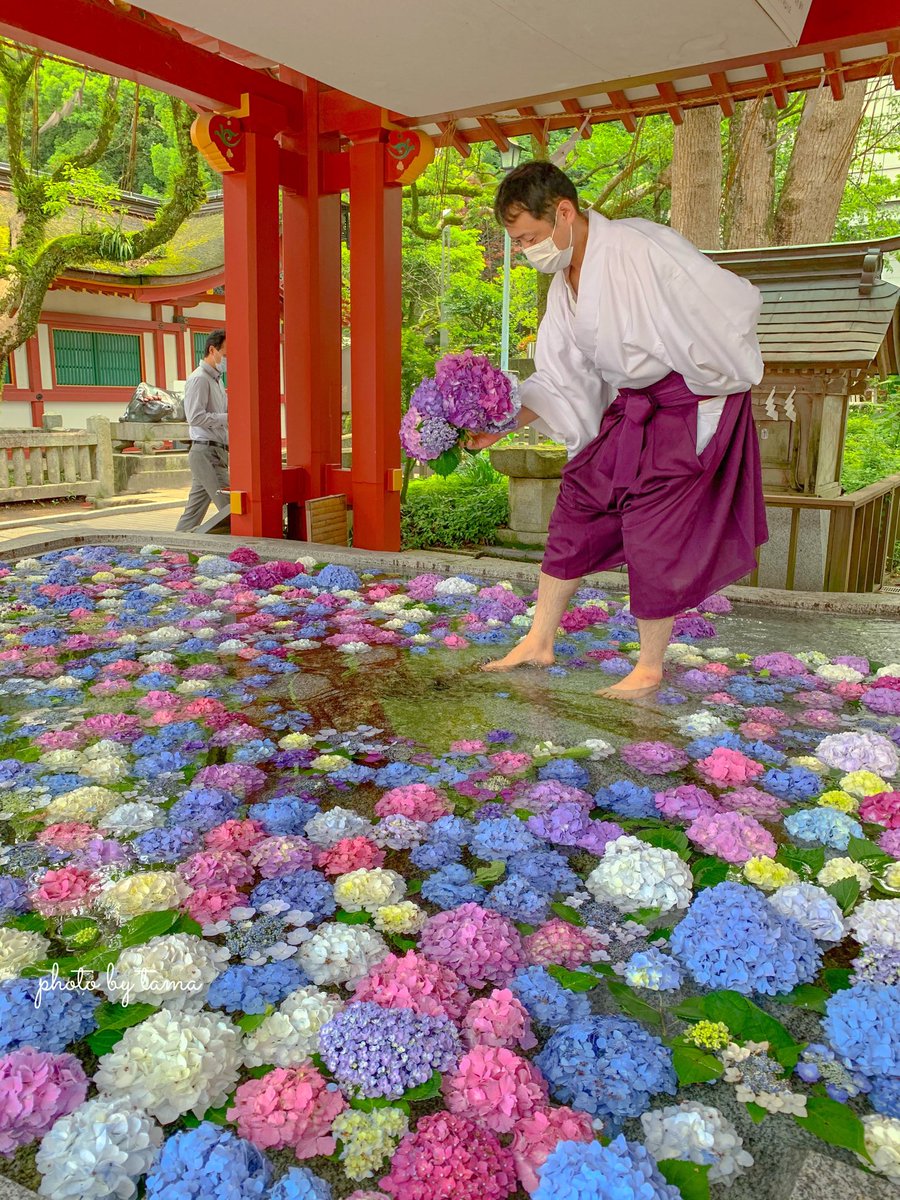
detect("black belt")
[190,440,228,449]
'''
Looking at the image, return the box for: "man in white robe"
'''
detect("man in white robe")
[468,162,767,698]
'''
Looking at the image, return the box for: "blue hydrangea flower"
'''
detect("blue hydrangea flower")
[167,787,241,832]
[250,869,336,921]
[507,849,580,896]
[511,966,591,1030]
[248,797,319,835]
[534,1135,681,1200]
[314,565,361,591]
[468,817,540,862]
[0,875,30,918]
[145,1123,272,1199]
[535,1016,676,1128]
[823,982,900,1079]
[762,767,821,802]
[269,1167,332,1200]
[409,838,462,871]
[420,864,487,910]
[593,780,657,820]
[133,825,201,864]
[870,1076,900,1118]
[206,961,309,1014]
[623,947,684,992]
[538,758,591,790]
[670,881,821,996]
[784,808,863,851]
[430,816,473,845]
[485,873,551,924]
[0,976,99,1053]
[373,762,429,788]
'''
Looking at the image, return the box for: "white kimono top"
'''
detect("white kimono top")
[519,209,764,458]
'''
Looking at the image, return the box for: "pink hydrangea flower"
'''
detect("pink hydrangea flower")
[450,740,487,754]
[442,1046,547,1133]
[523,920,600,970]
[462,988,537,1052]
[620,741,690,775]
[420,903,524,989]
[442,635,470,648]
[507,779,592,814]
[509,1106,595,1192]
[859,791,900,829]
[36,823,95,850]
[696,747,764,788]
[0,1048,88,1154]
[352,951,471,1023]
[178,850,255,891]
[380,1112,517,1200]
[687,810,777,863]
[654,785,719,822]
[879,828,900,858]
[717,786,787,819]
[752,652,808,676]
[740,722,778,740]
[489,752,533,776]
[835,681,867,700]
[203,819,268,854]
[249,836,315,878]
[229,547,261,565]
[316,837,386,877]
[746,707,791,728]
[374,784,452,823]
[30,867,100,916]
[227,1064,346,1159]
[182,885,248,926]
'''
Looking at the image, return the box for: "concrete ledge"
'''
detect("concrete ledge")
[0,500,183,532]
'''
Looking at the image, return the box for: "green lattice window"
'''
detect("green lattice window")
[2,359,10,385]
[53,329,142,387]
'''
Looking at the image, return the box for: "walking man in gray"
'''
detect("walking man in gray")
[176,329,229,531]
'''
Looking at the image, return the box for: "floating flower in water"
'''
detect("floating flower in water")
[641,1102,754,1186]
[721,1041,807,1116]
[227,1063,345,1159]
[586,836,693,914]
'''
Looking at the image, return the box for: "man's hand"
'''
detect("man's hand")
[464,430,505,452]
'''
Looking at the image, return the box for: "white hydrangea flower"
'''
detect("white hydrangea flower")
[38,749,84,771]
[42,786,121,824]
[242,985,344,1067]
[789,755,830,774]
[847,899,900,950]
[768,883,845,942]
[641,1102,753,1186]
[532,741,570,758]
[175,679,211,694]
[215,639,246,655]
[103,934,229,1010]
[817,857,871,892]
[338,642,372,654]
[99,871,191,921]
[797,651,830,667]
[373,901,427,935]
[36,1097,163,1200]
[334,868,406,914]
[815,664,864,684]
[94,1008,241,1124]
[0,927,49,980]
[305,807,374,848]
[861,1115,900,1183]
[297,922,389,986]
[511,614,532,627]
[140,651,176,665]
[434,577,479,596]
[676,711,728,737]
[144,626,189,645]
[81,756,130,785]
[581,738,615,760]
[815,732,898,779]
[372,816,427,850]
[140,544,166,554]
[284,639,319,650]
[586,836,693,913]
[704,647,733,661]
[100,802,165,835]
[876,664,900,679]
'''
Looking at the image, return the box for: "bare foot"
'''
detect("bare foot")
[481,640,555,672]
[595,665,662,698]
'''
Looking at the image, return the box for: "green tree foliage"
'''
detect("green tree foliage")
[841,382,900,493]
[0,42,209,376]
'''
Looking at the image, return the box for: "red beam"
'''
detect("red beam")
[437,121,471,158]
[765,62,790,108]
[888,40,900,90]
[800,1,900,47]
[477,116,510,151]
[0,0,302,122]
[656,81,683,124]
[824,50,845,101]
[709,72,735,117]
[517,106,547,146]
[606,90,638,133]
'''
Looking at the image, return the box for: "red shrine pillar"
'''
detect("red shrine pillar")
[281,74,343,538]
[221,98,284,538]
[348,131,403,551]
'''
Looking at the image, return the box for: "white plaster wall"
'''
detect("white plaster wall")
[142,332,155,384]
[37,326,53,390]
[187,303,225,323]
[164,333,180,389]
[0,402,34,429]
[42,402,119,429]
[12,345,29,389]
[42,291,153,321]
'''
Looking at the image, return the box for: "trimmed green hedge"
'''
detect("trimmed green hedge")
[401,474,509,549]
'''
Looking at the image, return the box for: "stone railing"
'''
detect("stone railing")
[0,417,115,502]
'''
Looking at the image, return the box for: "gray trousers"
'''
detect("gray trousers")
[175,443,229,531]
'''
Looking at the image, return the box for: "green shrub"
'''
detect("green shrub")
[401,470,509,549]
[841,392,900,493]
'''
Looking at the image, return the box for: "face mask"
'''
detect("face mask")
[217,355,227,373]
[523,206,574,274]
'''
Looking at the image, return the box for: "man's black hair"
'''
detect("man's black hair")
[494,161,579,225]
[204,329,226,356]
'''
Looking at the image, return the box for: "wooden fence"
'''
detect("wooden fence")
[0,417,115,502]
[752,474,900,592]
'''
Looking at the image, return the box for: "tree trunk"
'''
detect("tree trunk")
[724,97,776,248]
[669,106,722,249]
[774,79,868,245]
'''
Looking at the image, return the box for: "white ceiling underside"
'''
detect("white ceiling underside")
[134,0,814,118]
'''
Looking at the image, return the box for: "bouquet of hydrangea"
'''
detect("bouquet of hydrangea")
[400,351,519,475]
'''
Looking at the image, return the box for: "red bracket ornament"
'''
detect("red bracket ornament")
[192,113,247,174]
[384,129,435,186]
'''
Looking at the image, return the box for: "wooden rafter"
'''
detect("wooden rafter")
[606,90,637,133]
[561,98,592,137]
[517,105,547,146]
[436,121,470,158]
[709,71,735,117]
[656,80,683,124]
[824,50,845,101]
[477,115,510,151]
[764,61,789,108]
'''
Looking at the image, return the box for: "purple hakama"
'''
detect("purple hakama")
[541,371,768,619]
